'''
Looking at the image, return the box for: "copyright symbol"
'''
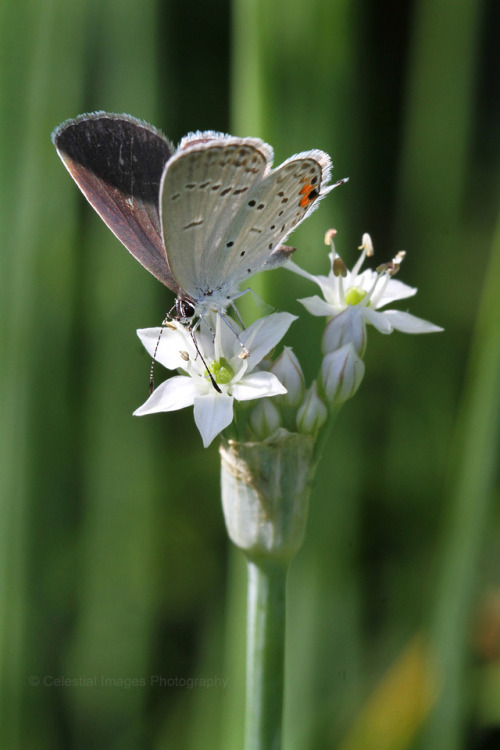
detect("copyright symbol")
[29,676,40,687]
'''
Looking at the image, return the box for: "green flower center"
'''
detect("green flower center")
[345,286,367,306]
[210,357,234,385]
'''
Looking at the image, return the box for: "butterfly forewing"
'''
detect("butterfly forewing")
[160,135,273,300]
[214,151,332,288]
[52,113,178,291]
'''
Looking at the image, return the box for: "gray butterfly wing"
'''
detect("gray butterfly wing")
[159,133,333,305]
[160,133,274,302]
[52,112,179,291]
[215,149,333,287]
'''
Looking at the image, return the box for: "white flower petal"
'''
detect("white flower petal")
[213,312,242,359]
[137,326,194,370]
[286,259,322,284]
[298,295,338,316]
[240,312,297,370]
[374,278,417,307]
[193,393,234,447]
[133,376,197,415]
[232,371,287,402]
[363,307,394,333]
[382,310,444,334]
[353,268,378,291]
[316,276,341,304]
[287,259,339,305]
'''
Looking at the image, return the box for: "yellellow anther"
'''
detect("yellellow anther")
[324,228,337,245]
[358,232,374,257]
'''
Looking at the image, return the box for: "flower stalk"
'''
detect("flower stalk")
[220,430,315,749]
[244,558,287,750]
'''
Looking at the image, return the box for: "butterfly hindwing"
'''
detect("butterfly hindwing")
[52,113,178,291]
[216,150,332,288]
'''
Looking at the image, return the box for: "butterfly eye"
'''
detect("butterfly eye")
[175,298,195,319]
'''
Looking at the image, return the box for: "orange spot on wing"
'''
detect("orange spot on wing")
[299,181,317,207]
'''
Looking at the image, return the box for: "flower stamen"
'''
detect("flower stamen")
[333,257,348,278]
[352,233,373,277]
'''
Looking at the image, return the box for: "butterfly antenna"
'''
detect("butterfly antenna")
[149,327,165,394]
[189,329,222,394]
[149,303,181,394]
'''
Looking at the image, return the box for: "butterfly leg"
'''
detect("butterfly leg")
[229,299,246,330]
[219,312,249,359]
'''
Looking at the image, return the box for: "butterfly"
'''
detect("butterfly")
[52,112,344,322]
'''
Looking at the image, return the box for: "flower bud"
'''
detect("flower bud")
[220,430,315,562]
[249,398,281,440]
[270,347,305,407]
[322,306,367,356]
[321,343,365,405]
[296,382,328,434]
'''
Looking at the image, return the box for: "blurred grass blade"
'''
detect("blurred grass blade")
[61,1,163,748]
[339,637,437,750]
[0,0,88,745]
[230,0,354,318]
[421,210,500,749]
[397,0,483,233]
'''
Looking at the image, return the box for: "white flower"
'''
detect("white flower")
[287,231,442,355]
[134,312,296,447]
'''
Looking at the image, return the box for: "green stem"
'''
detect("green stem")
[245,557,288,750]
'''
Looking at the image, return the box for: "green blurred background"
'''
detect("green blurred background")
[1,0,499,748]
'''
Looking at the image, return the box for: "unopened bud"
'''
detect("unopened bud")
[270,347,305,407]
[249,398,281,440]
[322,307,367,357]
[220,430,315,562]
[296,382,328,434]
[321,343,365,405]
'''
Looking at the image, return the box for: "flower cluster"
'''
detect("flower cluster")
[135,231,442,446]
[134,312,295,447]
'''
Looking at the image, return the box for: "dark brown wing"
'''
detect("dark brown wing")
[52,112,179,291]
